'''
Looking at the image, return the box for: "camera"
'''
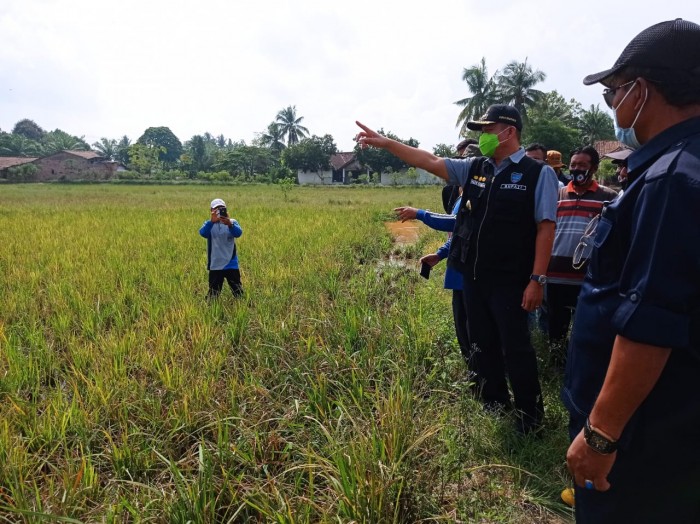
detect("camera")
[218,207,228,218]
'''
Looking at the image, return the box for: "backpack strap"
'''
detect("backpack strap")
[447,156,487,273]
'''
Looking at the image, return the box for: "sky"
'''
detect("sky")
[1,0,699,153]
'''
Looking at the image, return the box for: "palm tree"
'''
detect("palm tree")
[577,104,615,144]
[275,105,309,146]
[43,130,89,155]
[0,133,41,157]
[527,91,580,127]
[455,58,498,136]
[259,123,287,154]
[494,59,546,116]
[92,138,118,160]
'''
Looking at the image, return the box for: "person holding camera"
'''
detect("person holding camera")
[199,198,243,299]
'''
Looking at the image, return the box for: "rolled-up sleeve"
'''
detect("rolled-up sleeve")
[445,158,473,187]
[534,165,559,223]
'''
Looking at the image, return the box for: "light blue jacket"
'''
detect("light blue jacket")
[199,220,242,270]
[416,197,462,290]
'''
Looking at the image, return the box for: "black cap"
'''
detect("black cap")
[467,104,523,131]
[604,148,633,162]
[583,18,700,86]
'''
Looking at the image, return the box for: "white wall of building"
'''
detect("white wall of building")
[298,167,442,186]
[297,170,334,185]
[380,168,442,186]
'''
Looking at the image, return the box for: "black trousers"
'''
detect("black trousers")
[208,268,243,298]
[463,277,543,425]
[452,289,471,363]
[547,283,581,343]
[569,416,700,523]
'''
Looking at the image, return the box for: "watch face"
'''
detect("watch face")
[589,433,607,451]
[585,421,616,454]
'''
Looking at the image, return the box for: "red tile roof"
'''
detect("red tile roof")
[330,152,359,170]
[0,157,37,169]
[62,150,103,160]
[594,140,625,157]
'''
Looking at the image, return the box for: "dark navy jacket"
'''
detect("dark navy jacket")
[563,117,700,447]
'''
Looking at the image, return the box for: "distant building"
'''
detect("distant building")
[1,150,126,181]
[594,140,626,159]
[379,168,442,186]
[31,150,126,181]
[296,152,441,186]
[0,156,37,176]
[297,152,367,185]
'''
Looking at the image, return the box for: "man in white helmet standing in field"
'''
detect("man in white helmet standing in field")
[199,198,243,299]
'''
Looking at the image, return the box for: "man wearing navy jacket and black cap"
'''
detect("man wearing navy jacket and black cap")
[356,104,558,436]
[564,19,700,522]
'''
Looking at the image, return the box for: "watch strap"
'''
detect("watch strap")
[530,274,546,285]
[584,417,618,454]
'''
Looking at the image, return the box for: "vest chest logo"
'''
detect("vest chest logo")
[500,172,526,190]
[470,175,486,188]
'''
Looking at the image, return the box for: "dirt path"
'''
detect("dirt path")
[385,221,420,245]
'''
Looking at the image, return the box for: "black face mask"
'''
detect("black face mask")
[571,169,593,187]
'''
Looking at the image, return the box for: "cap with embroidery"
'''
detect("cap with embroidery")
[467,104,523,132]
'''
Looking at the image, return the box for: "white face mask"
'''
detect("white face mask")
[613,80,647,150]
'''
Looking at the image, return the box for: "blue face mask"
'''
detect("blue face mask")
[612,80,647,150]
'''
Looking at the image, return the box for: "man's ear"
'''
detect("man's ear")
[632,77,650,111]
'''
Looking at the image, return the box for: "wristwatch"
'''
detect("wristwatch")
[584,417,618,455]
[530,274,547,285]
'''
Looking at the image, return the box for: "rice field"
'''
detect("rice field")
[0,183,573,523]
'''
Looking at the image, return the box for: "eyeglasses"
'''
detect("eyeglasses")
[572,215,601,270]
[602,80,635,109]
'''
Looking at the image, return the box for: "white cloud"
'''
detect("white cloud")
[1,0,699,150]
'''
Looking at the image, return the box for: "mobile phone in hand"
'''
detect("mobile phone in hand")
[420,262,431,279]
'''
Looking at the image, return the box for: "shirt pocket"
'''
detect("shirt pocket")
[586,217,616,281]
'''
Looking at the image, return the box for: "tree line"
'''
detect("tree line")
[453,58,615,156]
[1,59,615,182]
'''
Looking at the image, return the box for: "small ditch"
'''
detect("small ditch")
[377,221,422,271]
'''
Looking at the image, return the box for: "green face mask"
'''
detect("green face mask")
[478,133,500,158]
[478,128,510,158]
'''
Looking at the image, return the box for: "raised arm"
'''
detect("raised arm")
[355,121,449,181]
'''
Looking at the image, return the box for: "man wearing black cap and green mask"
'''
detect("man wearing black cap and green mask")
[355,105,558,435]
[564,19,700,522]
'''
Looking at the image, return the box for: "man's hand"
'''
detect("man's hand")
[355,121,389,149]
[394,206,418,222]
[521,280,544,312]
[211,210,220,223]
[566,429,615,492]
[419,253,440,267]
[220,217,233,226]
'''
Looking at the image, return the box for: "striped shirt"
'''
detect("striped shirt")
[547,181,618,284]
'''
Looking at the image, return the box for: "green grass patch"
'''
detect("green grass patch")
[0,184,572,522]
